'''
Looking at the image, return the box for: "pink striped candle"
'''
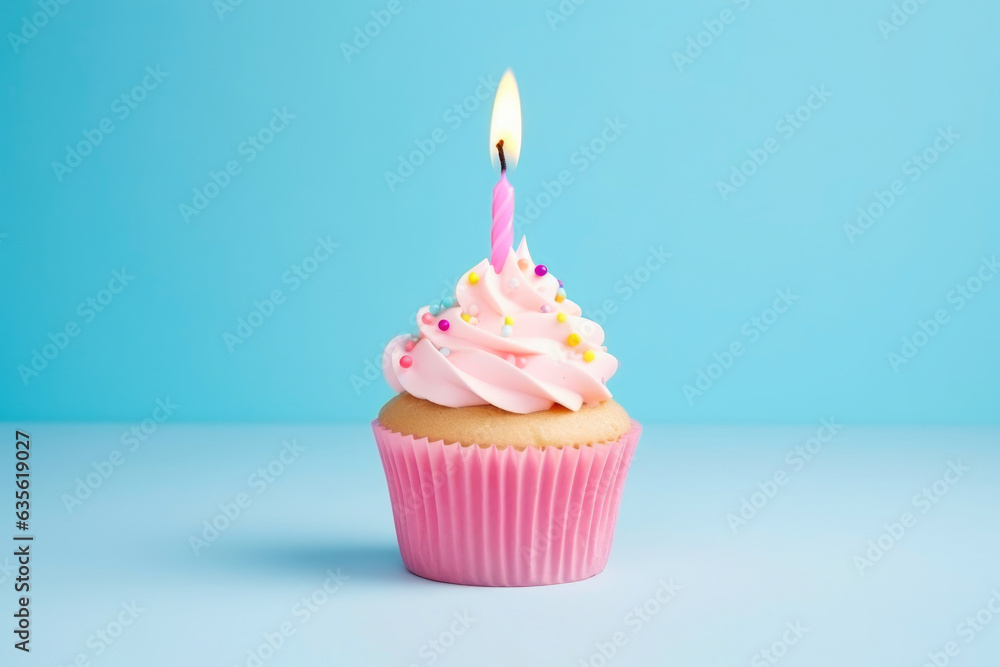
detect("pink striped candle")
[491,143,514,271]
[489,70,521,272]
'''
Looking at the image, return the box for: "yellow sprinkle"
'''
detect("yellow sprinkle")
[504,316,514,326]
[468,272,479,284]
[461,313,471,322]
[556,312,567,323]
[555,294,565,303]
[567,333,581,347]
[583,350,596,362]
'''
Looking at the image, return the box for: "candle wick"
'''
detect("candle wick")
[496,139,506,173]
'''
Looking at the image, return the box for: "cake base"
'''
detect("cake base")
[377,393,631,450]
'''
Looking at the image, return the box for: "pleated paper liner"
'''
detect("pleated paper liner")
[372,419,641,587]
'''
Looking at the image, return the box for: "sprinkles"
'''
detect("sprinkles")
[399,355,413,368]
[583,350,596,362]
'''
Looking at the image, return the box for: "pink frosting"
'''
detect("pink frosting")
[382,238,618,413]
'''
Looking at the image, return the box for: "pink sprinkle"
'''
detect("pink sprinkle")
[438,319,450,331]
[421,312,434,325]
[404,340,415,352]
[505,354,516,364]
[515,357,527,368]
[399,355,413,368]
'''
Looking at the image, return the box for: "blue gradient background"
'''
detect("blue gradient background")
[1,3,999,665]
[2,0,997,424]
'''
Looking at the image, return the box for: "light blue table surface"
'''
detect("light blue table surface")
[7,422,999,666]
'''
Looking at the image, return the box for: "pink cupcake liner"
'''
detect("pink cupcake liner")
[372,419,641,587]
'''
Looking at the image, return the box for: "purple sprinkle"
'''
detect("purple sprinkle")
[534,264,548,277]
[558,279,563,287]
[540,305,551,313]
[437,319,450,331]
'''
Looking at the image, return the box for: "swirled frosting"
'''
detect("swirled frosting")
[382,238,618,413]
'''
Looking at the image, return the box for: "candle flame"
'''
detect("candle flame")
[490,69,521,170]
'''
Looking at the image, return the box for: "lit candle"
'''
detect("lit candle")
[489,70,521,272]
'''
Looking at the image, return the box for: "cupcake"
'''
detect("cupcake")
[372,238,640,586]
